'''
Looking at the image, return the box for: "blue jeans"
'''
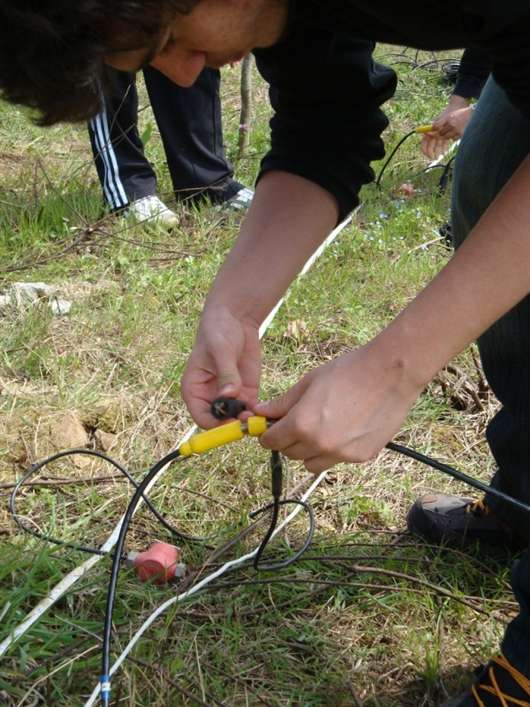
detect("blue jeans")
[452,76,530,674]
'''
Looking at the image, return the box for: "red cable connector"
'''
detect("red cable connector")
[127,542,186,585]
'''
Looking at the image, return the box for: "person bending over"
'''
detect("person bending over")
[2,2,530,704]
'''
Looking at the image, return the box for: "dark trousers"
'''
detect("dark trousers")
[452,76,530,675]
[88,66,241,210]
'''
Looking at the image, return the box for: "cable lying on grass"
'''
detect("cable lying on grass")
[9,388,530,706]
[0,214,354,663]
[82,425,530,705]
[8,405,316,706]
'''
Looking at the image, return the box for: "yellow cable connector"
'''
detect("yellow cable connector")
[247,416,268,438]
[415,124,434,134]
[179,416,268,457]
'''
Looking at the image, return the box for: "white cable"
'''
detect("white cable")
[84,214,353,704]
[428,140,459,169]
[84,471,328,706]
[0,425,197,657]
[1,214,353,659]
[259,214,352,336]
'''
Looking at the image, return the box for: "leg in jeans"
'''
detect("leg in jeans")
[88,69,157,210]
[452,76,530,674]
[143,66,242,205]
[452,76,530,531]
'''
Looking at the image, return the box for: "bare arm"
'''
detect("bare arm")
[257,155,530,472]
[181,171,338,428]
[184,149,530,473]
[205,171,338,323]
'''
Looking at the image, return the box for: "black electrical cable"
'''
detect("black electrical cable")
[14,397,530,705]
[250,451,315,571]
[438,155,455,195]
[99,399,315,705]
[373,54,461,189]
[376,129,456,193]
[10,448,209,553]
[376,129,418,189]
[212,404,316,571]
[96,422,530,704]
[8,399,314,704]
[101,447,183,705]
[387,442,530,516]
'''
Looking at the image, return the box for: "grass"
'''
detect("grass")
[0,50,516,706]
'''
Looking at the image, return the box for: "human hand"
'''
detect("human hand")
[432,105,474,140]
[255,344,422,474]
[421,131,451,161]
[181,306,261,429]
[421,105,474,159]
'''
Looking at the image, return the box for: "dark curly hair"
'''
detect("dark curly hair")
[0,1,199,124]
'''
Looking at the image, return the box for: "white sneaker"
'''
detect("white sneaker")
[127,195,178,228]
[224,186,254,212]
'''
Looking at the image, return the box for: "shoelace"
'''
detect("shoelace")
[466,498,491,517]
[472,654,530,706]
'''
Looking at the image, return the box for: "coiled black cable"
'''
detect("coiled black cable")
[212,401,316,572]
[10,399,530,706]
[99,400,316,705]
[250,450,315,571]
[10,448,211,554]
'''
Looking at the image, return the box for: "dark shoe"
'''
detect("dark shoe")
[440,654,530,706]
[407,493,523,551]
[223,186,254,212]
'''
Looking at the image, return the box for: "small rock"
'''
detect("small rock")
[50,298,72,316]
[0,282,71,316]
[50,411,89,450]
[13,282,53,303]
[94,429,117,452]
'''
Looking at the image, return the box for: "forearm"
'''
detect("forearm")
[204,171,339,324]
[374,155,530,386]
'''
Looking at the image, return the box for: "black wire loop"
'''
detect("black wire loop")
[251,498,316,571]
[14,395,530,707]
[10,448,211,556]
[210,400,317,571]
[250,450,316,571]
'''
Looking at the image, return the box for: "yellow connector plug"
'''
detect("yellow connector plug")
[179,416,268,457]
[247,416,268,438]
[415,124,434,134]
